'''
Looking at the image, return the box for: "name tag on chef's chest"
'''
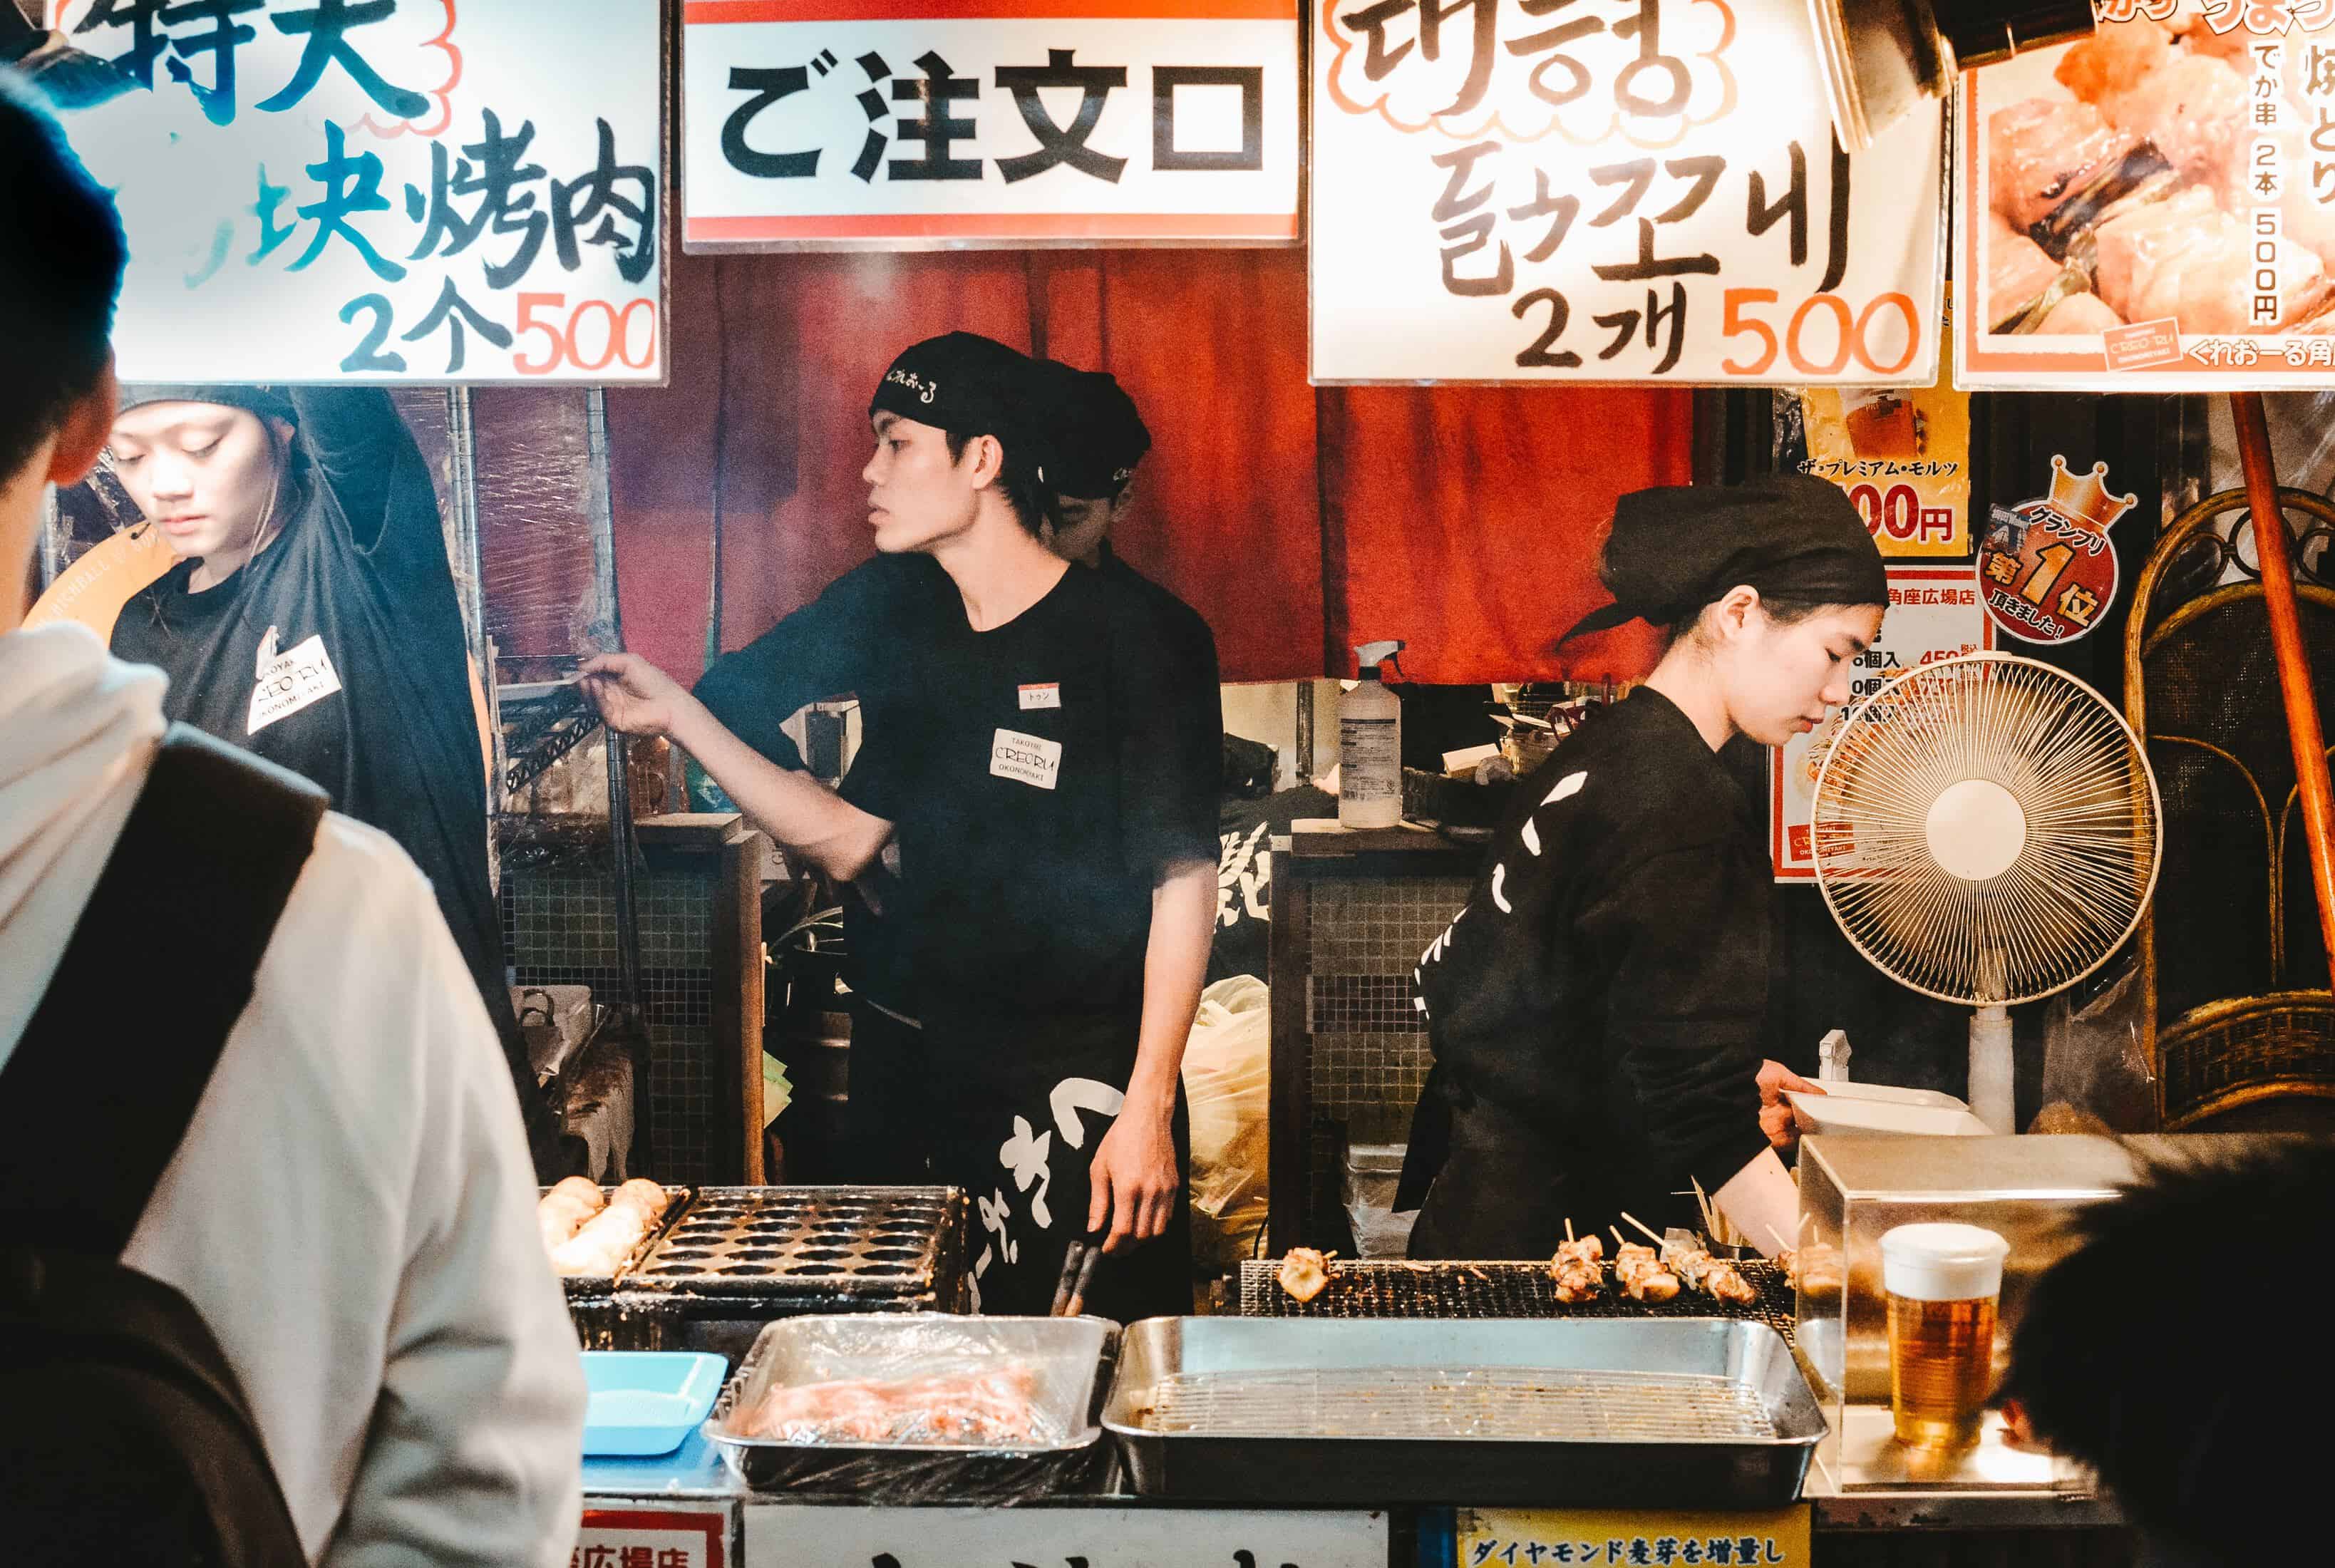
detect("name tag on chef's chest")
[248,626,344,736]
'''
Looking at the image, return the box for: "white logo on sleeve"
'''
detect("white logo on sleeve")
[249,632,343,736]
[989,728,1063,790]
[1018,681,1061,711]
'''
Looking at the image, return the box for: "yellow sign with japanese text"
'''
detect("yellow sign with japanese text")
[1794,294,1973,559]
[1454,1507,1812,1568]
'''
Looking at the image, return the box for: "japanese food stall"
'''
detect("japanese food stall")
[29,0,2335,1562]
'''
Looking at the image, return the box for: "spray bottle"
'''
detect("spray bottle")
[1339,640,1406,830]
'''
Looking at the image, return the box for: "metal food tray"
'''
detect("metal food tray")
[540,1185,693,1301]
[704,1314,1115,1501]
[1237,1257,1798,1341]
[1103,1317,1825,1507]
[629,1186,960,1300]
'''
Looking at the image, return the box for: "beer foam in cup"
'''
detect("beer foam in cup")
[1880,1222,2009,1301]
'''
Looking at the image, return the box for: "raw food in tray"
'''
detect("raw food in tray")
[731,1363,1056,1448]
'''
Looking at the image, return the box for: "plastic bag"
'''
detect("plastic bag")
[1182,975,1271,1269]
[2034,951,2159,1134]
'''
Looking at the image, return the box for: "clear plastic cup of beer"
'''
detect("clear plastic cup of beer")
[1880,1222,2010,1453]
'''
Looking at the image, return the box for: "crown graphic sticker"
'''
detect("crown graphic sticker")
[1977,456,2132,647]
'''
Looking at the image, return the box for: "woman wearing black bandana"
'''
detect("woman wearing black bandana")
[1396,476,1887,1259]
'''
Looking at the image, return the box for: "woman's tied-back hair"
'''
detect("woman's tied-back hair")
[0,72,126,480]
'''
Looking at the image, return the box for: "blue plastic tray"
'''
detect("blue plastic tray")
[582,1351,729,1457]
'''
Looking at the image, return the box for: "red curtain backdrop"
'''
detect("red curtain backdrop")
[605,246,1689,688]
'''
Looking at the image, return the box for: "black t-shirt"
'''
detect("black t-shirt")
[108,388,511,1053]
[696,555,952,1015]
[1413,689,1771,1222]
[696,551,1221,1037]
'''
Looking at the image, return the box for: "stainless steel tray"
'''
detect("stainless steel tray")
[703,1313,1115,1501]
[1103,1317,1825,1507]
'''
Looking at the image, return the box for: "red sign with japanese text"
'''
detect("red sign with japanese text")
[574,1507,726,1568]
[1977,457,2134,646]
[1309,0,1945,384]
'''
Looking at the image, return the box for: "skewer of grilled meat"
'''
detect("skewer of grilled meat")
[1547,1226,1605,1304]
[1609,1237,1682,1304]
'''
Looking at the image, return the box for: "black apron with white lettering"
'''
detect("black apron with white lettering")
[927,1011,1192,1321]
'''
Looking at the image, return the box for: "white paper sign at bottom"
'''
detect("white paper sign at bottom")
[743,1505,1387,1567]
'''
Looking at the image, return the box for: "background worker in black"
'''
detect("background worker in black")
[584,334,1220,1319]
[1398,478,1886,1259]
[101,384,567,1175]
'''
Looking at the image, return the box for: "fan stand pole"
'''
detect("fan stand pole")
[2229,393,2335,975]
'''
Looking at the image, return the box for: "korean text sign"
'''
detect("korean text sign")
[53,0,664,383]
[1309,0,1944,384]
[1959,1,2335,390]
[680,1,1300,249]
[1768,566,1991,880]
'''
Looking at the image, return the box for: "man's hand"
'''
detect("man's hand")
[1758,1058,1821,1152]
[1088,1101,1178,1254]
[579,652,691,740]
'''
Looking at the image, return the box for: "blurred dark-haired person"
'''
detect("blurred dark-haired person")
[584,332,1219,1320]
[2004,1138,2333,1567]
[0,71,581,1564]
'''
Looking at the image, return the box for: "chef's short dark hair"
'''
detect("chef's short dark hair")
[940,429,1048,538]
[2003,1137,2331,1563]
[1660,592,1840,650]
[0,72,125,480]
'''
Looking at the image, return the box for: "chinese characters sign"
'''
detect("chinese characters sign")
[1309,0,1944,384]
[1959,1,2335,389]
[679,2,1299,249]
[1770,567,1991,878]
[53,0,664,383]
[738,1504,1387,1567]
[1791,292,1974,558]
[1456,1506,1813,1567]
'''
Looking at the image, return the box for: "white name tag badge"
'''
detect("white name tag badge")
[1019,682,1061,711]
[990,728,1063,790]
[248,634,344,735]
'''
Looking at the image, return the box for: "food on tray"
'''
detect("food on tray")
[2053,15,2172,105]
[1277,1247,1334,1303]
[2094,185,2329,334]
[542,1177,669,1276]
[1776,1241,1845,1295]
[1659,1238,1759,1306]
[735,1363,1048,1447]
[538,1175,604,1255]
[2034,293,2124,334]
[2095,51,2245,190]
[1989,98,2137,231]
[1988,215,2068,328]
[1612,1242,1681,1304]
[1547,1232,1605,1304]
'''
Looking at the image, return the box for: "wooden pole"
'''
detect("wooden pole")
[2229,392,2335,974]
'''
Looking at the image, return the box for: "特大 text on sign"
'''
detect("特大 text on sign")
[1308,0,1945,385]
[1959,1,2335,390]
[51,0,665,384]
[680,1,1300,250]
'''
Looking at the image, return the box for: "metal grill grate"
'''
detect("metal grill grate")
[631,1186,958,1299]
[1236,1259,1798,1342]
[1135,1366,1778,1443]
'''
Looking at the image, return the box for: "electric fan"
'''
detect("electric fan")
[1810,652,2163,1132]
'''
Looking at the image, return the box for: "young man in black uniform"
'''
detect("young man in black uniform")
[584,334,1220,1319]
[102,384,567,1175]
